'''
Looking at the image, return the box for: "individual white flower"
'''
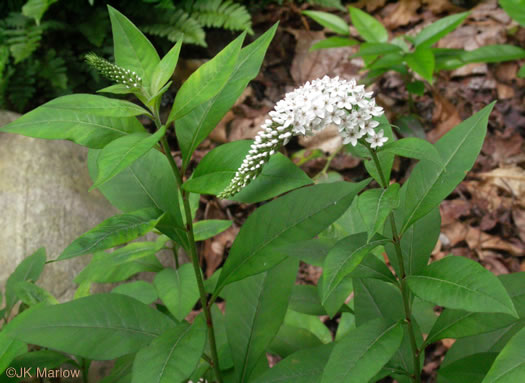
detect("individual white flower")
[217,76,386,199]
[365,129,388,149]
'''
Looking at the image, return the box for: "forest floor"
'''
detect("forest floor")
[159,0,525,381]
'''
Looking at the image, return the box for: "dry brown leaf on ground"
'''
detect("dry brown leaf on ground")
[298,124,342,153]
[478,166,525,205]
[353,0,387,12]
[482,129,523,166]
[441,221,469,247]
[382,0,421,29]
[512,208,525,243]
[440,199,471,225]
[422,0,461,14]
[465,226,524,257]
[427,89,462,142]
[287,29,359,84]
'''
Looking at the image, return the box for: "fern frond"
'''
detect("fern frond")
[191,0,253,33]
[141,9,206,47]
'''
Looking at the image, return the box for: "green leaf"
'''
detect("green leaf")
[354,278,404,326]
[438,352,497,383]
[284,310,332,344]
[58,208,164,261]
[168,32,245,123]
[150,40,182,96]
[400,102,495,233]
[22,0,57,24]
[405,47,435,83]
[112,281,158,305]
[407,80,425,96]
[0,333,26,374]
[322,274,353,318]
[349,7,388,43]
[380,137,443,166]
[176,24,277,168]
[309,36,358,51]
[182,140,312,203]
[320,232,389,304]
[386,207,441,276]
[154,265,199,322]
[97,84,135,95]
[13,281,58,306]
[224,258,298,382]
[214,180,369,295]
[108,5,160,87]
[461,44,525,64]
[426,309,516,346]
[414,12,470,48]
[407,256,518,316]
[358,184,400,240]
[482,326,525,382]
[269,325,323,358]
[4,294,174,360]
[321,319,403,383]
[38,94,150,117]
[349,253,397,284]
[0,101,144,149]
[193,220,232,241]
[280,238,333,267]
[74,239,165,284]
[131,317,207,383]
[252,344,333,383]
[352,42,402,57]
[88,149,187,248]
[302,11,349,35]
[289,285,327,316]
[499,0,525,26]
[91,126,166,190]
[5,248,46,314]
[519,64,525,78]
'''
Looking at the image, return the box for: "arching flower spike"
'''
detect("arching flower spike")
[218,76,385,199]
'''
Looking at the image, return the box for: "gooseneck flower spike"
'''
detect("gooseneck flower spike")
[85,53,142,89]
[218,76,385,199]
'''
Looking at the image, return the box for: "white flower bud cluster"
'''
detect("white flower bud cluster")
[85,53,142,89]
[218,76,385,199]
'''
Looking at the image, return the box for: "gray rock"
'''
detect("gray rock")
[0,110,119,302]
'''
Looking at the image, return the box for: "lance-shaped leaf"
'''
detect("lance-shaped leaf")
[438,352,498,383]
[321,319,403,383]
[379,137,443,166]
[91,126,166,190]
[108,6,160,86]
[150,40,182,95]
[183,140,312,203]
[112,281,158,305]
[400,102,495,234]
[302,10,349,35]
[74,239,166,284]
[4,248,46,314]
[36,94,150,117]
[358,184,400,240]
[177,23,277,168]
[214,180,369,296]
[407,256,518,316]
[0,101,144,149]
[349,7,388,43]
[224,258,298,383]
[414,12,470,48]
[252,344,334,383]
[481,326,525,383]
[320,232,390,304]
[461,44,525,64]
[154,265,199,322]
[131,316,207,383]
[405,47,435,83]
[88,149,187,248]
[193,219,232,241]
[168,32,245,123]
[0,333,26,374]
[58,208,164,261]
[4,294,174,360]
[14,281,58,306]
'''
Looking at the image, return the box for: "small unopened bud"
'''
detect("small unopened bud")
[85,53,142,89]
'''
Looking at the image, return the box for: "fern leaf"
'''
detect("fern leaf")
[192,0,253,33]
[141,9,206,46]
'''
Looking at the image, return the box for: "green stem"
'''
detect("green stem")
[369,148,422,383]
[317,146,343,178]
[155,117,222,383]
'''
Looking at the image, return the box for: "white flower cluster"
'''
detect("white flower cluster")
[218,76,385,199]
